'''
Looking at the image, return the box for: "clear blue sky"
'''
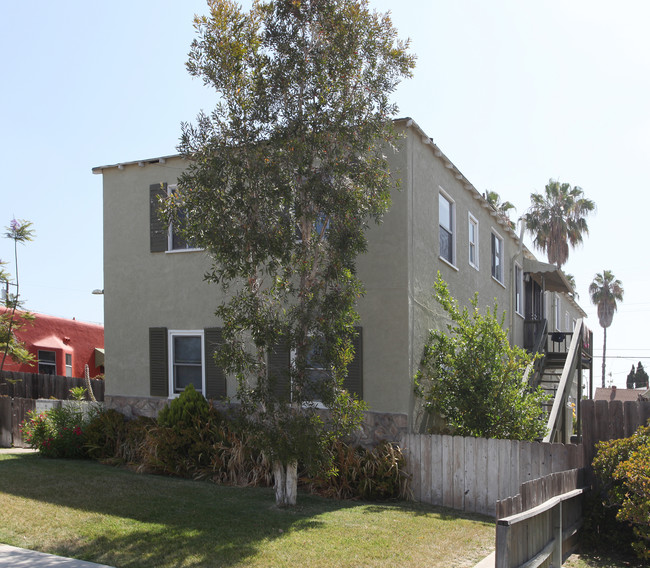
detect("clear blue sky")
[1,1,648,388]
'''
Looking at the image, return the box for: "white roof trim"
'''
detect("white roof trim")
[92,154,181,175]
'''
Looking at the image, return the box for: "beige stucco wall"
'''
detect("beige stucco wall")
[102,159,219,397]
[99,119,583,420]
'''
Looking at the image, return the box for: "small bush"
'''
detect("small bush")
[69,386,87,401]
[21,403,97,458]
[588,422,650,560]
[157,384,211,430]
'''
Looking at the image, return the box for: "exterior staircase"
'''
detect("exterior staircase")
[524,318,593,443]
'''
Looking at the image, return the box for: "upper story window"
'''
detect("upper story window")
[439,190,455,265]
[296,212,330,243]
[468,213,479,270]
[168,185,198,251]
[514,263,523,316]
[149,183,200,253]
[491,231,504,284]
[65,353,72,377]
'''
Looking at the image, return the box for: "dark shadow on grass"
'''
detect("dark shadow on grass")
[1,453,424,567]
[361,501,493,525]
[566,547,649,568]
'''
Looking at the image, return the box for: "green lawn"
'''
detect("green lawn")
[0,452,494,567]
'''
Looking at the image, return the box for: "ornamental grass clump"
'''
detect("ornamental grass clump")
[21,404,96,459]
[308,439,411,501]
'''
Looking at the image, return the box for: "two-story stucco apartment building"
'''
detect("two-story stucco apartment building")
[93,118,585,431]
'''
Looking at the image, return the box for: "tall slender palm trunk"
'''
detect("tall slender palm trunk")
[601,327,607,388]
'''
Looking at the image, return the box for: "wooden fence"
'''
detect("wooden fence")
[0,397,35,447]
[400,433,583,517]
[0,371,104,401]
[495,469,586,568]
[581,399,650,479]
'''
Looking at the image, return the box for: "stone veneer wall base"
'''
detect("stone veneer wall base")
[105,395,408,448]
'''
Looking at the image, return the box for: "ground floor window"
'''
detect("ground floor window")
[169,331,204,394]
[290,341,331,403]
[38,350,56,375]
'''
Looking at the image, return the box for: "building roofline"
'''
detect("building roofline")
[396,117,521,242]
[92,154,182,175]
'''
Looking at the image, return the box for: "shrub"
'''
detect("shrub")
[589,422,650,560]
[157,384,211,430]
[415,274,547,441]
[21,403,97,458]
[85,409,153,465]
[308,439,411,500]
[69,386,87,401]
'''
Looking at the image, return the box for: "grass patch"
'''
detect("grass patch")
[0,452,494,567]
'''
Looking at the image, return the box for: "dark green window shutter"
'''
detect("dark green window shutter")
[343,327,363,398]
[150,183,168,253]
[204,328,226,399]
[268,342,291,401]
[149,327,169,397]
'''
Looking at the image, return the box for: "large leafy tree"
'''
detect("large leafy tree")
[162,0,414,506]
[589,270,624,388]
[414,274,548,441]
[523,179,595,268]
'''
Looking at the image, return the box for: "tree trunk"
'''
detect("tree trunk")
[273,460,298,507]
[601,326,607,388]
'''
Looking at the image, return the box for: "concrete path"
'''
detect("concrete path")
[473,551,495,567]
[0,545,113,567]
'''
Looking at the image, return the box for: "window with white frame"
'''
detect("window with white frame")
[554,295,561,331]
[167,185,199,251]
[168,330,205,394]
[290,340,330,403]
[491,231,504,283]
[439,191,455,265]
[514,263,524,316]
[468,213,479,269]
[65,353,72,377]
[38,350,56,375]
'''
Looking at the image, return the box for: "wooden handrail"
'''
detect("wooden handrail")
[543,318,583,443]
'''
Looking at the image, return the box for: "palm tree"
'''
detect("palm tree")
[485,190,516,229]
[523,179,595,268]
[564,273,579,299]
[589,270,624,388]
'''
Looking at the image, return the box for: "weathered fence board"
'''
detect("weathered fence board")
[401,433,583,518]
[0,397,11,447]
[495,471,585,568]
[11,398,35,447]
[581,399,650,481]
[0,371,104,401]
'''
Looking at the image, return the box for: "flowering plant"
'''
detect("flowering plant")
[21,404,96,458]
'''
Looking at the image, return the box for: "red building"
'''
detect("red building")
[1,308,104,378]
